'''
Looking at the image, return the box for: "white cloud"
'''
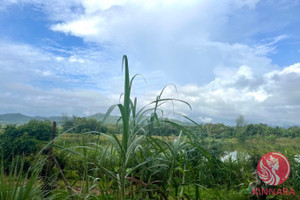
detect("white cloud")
[145,63,300,125]
[237,65,253,79]
[0,40,166,116]
[254,35,288,55]
[52,16,102,37]
[2,0,277,85]
[0,83,115,116]
[0,40,123,115]
[1,40,300,125]
[198,116,213,123]
[45,0,278,86]
[48,0,260,45]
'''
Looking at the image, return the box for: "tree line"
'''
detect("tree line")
[0,116,299,160]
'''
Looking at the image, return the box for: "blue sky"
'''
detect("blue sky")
[1,0,300,126]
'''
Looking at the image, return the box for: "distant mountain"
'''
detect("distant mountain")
[0,113,32,124]
[0,112,196,127]
[0,113,64,125]
[0,112,120,125]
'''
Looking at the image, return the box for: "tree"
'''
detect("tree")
[235,115,247,142]
[19,120,52,141]
[0,120,52,160]
[62,116,107,134]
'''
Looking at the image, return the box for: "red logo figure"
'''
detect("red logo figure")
[257,152,291,185]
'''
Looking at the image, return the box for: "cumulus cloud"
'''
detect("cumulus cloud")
[145,63,300,126]
[1,39,300,125]
[0,40,119,90]
[0,40,122,116]
[1,0,281,85]
[45,0,282,86]
[0,40,165,116]
[0,83,115,116]
[48,0,260,43]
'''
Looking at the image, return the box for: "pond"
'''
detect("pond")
[221,151,300,164]
[221,150,250,162]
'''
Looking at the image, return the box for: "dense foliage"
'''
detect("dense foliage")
[61,115,108,134]
[191,122,300,140]
[58,115,300,139]
[0,120,52,159]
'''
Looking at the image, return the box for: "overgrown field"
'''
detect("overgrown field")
[2,133,299,200]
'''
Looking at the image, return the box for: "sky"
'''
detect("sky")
[0,0,300,126]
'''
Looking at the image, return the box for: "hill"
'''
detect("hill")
[0,112,194,126]
[0,113,32,124]
[0,113,120,125]
[0,113,64,125]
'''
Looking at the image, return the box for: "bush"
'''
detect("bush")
[0,120,52,160]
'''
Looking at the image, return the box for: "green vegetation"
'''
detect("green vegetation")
[0,120,52,160]
[0,157,46,200]
[61,116,108,134]
[0,56,299,199]
[0,112,120,125]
